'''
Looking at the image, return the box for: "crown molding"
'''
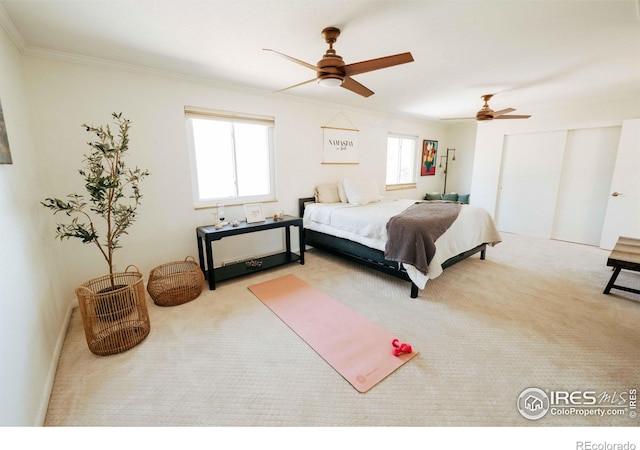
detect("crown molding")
[0,2,27,51]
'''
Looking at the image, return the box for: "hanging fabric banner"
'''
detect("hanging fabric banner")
[322,126,359,164]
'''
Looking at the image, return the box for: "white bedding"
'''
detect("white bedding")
[303,198,502,289]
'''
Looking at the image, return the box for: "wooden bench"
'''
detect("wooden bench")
[603,236,640,296]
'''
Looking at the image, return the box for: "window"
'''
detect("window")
[386,134,418,190]
[185,107,276,207]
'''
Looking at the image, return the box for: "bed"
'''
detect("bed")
[298,179,502,298]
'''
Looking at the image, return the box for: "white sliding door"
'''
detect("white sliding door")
[552,127,620,246]
[495,131,567,238]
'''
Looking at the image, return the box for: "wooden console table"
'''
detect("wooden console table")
[603,236,640,296]
[196,215,304,290]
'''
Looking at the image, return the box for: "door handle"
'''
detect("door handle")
[611,192,622,197]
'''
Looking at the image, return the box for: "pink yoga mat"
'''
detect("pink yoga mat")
[248,274,417,393]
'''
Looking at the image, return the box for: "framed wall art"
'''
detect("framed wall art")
[421,139,437,176]
[244,203,265,223]
[0,98,12,165]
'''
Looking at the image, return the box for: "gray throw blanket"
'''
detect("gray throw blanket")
[384,202,462,275]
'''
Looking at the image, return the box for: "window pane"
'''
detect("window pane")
[399,138,416,183]
[234,123,271,197]
[191,119,235,199]
[386,135,417,186]
[186,108,276,207]
[386,137,401,184]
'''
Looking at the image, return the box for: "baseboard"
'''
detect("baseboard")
[35,297,75,426]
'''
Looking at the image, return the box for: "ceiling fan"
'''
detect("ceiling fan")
[442,94,532,121]
[264,27,414,98]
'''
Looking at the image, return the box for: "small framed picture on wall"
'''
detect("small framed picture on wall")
[0,98,12,165]
[421,140,437,176]
[244,203,265,223]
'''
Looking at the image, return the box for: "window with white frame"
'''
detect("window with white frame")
[386,133,418,189]
[185,107,276,208]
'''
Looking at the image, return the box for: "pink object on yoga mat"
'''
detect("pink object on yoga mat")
[248,274,417,393]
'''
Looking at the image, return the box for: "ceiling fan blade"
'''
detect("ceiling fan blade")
[274,78,317,93]
[492,108,516,118]
[340,76,374,97]
[263,48,317,72]
[343,52,414,77]
[494,114,532,119]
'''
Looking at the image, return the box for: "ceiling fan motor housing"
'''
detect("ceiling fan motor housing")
[476,109,494,121]
[317,53,345,85]
[476,94,494,120]
[317,27,345,85]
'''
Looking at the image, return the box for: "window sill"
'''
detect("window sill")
[385,183,417,191]
[194,197,277,210]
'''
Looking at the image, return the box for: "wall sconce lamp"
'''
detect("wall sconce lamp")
[438,148,456,194]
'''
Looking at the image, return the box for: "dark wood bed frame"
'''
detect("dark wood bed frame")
[298,197,487,298]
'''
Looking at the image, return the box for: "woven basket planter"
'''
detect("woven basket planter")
[147,256,204,306]
[75,265,150,356]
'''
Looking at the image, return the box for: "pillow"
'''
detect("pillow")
[314,183,341,203]
[342,177,381,205]
[337,179,348,203]
[457,194,470,204]
[442,193,458,201]
[424,192,442,201]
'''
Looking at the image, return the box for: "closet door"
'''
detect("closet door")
[600,119,640,250]
[495,131,567,238]
[551,126,621,246]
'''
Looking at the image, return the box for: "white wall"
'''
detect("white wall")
[0,50,477,426]
[24,56,462,287]
[438,120,477,196]
[0,26,72,425]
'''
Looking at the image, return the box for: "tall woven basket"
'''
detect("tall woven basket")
[147,256,204,306]
[75,265,150,356]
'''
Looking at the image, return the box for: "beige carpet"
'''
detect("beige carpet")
[44,233,640,427]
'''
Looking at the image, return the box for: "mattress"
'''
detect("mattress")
[303,198,502,289]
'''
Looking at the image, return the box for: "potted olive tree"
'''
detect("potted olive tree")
[42,112,151,355]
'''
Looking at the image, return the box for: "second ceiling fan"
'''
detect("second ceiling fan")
[264,27,414,98]
[442,94,532,121]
